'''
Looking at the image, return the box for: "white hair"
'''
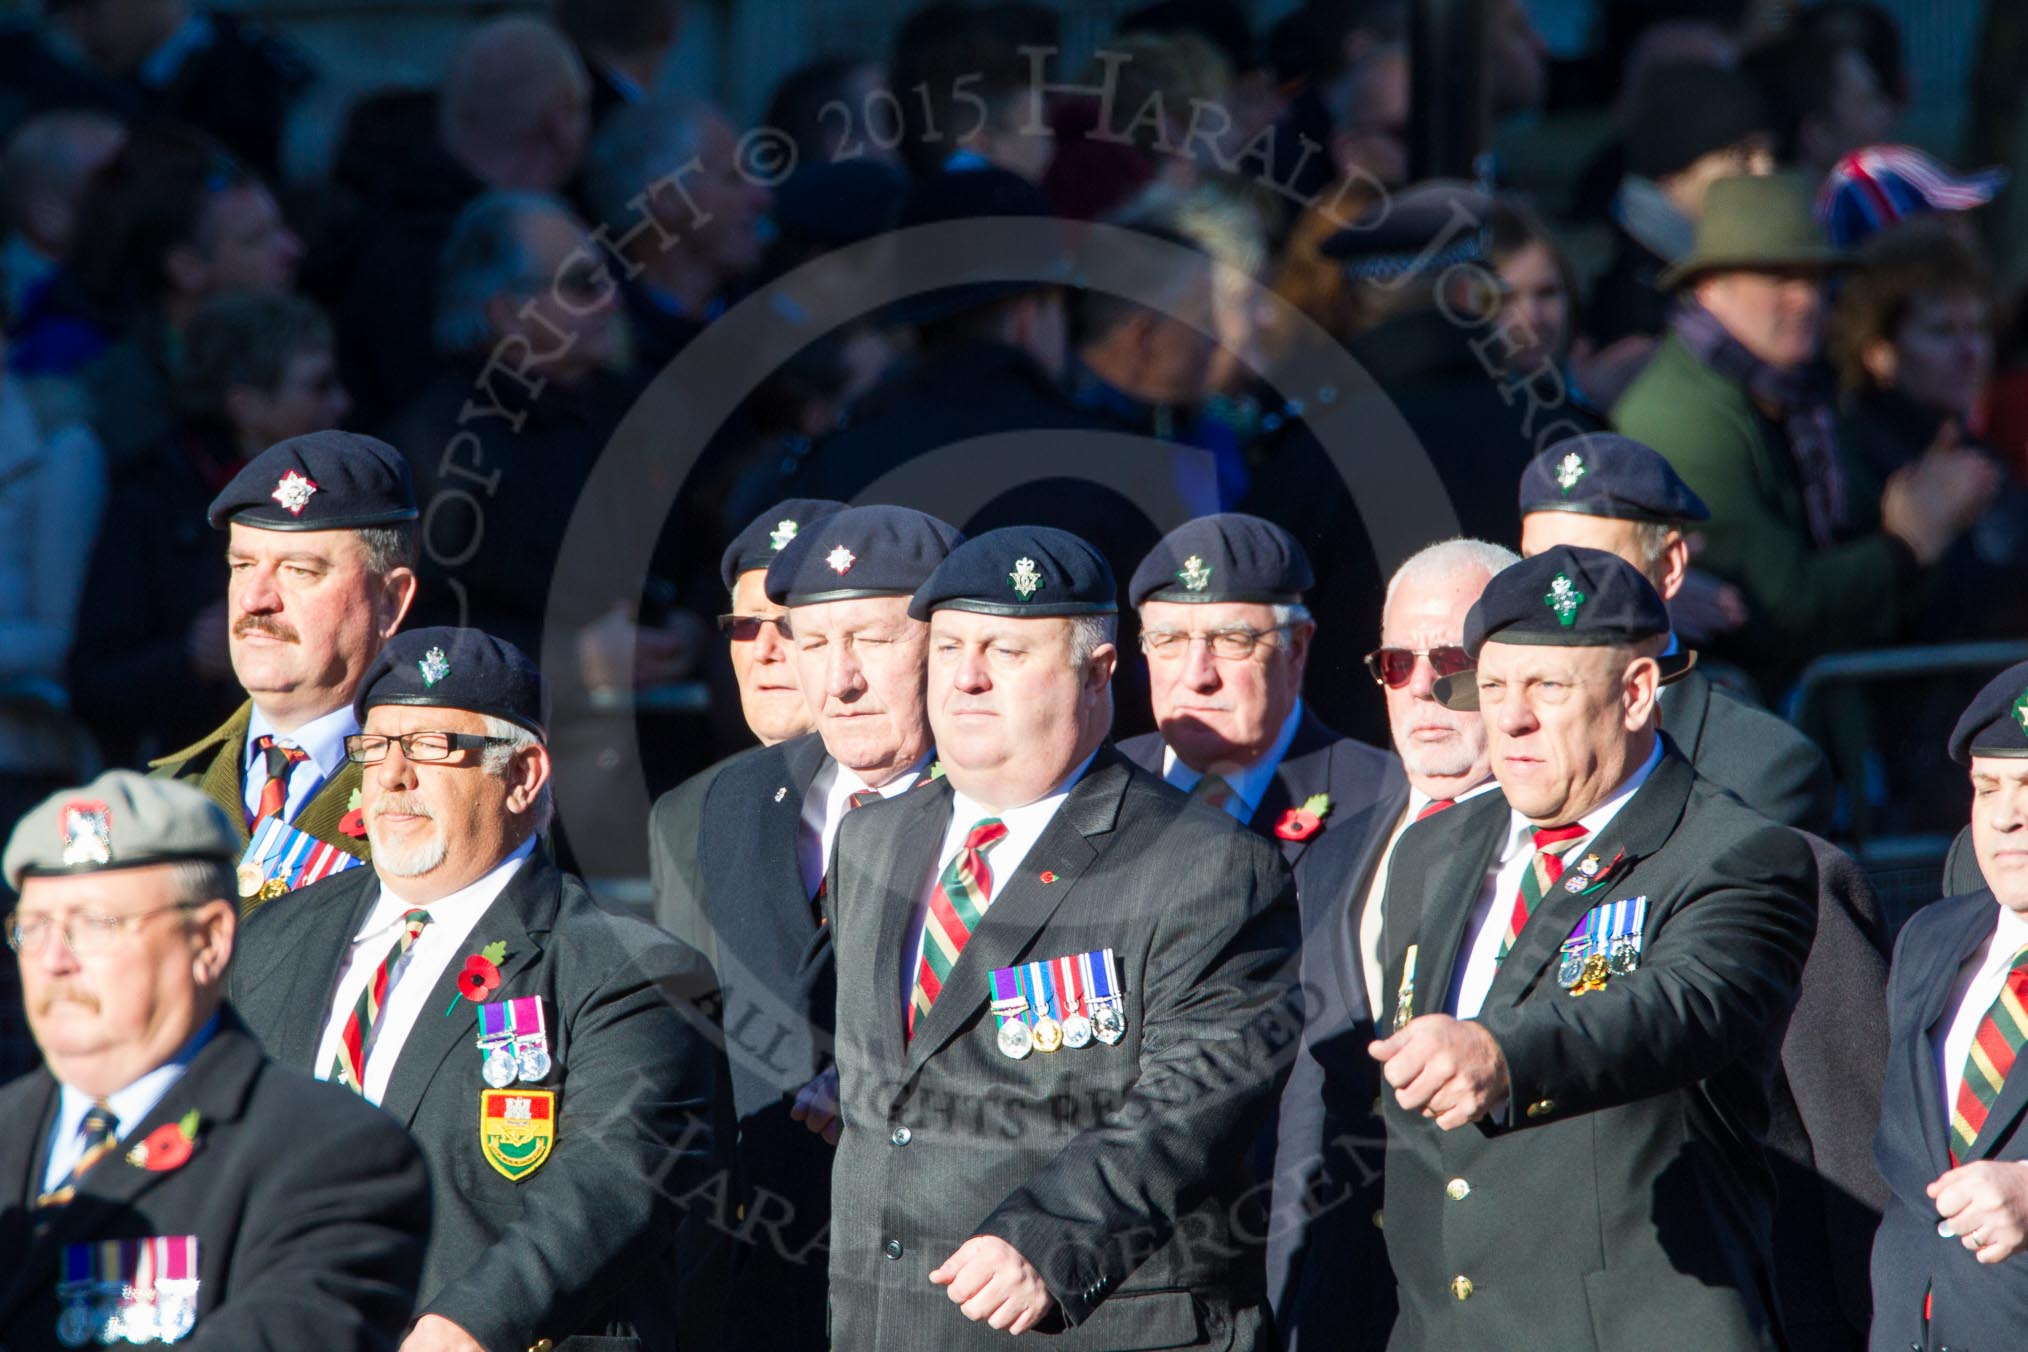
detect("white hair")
[1382,538,1520,619]
[1069,613,1119,670]
[479,714,554,833]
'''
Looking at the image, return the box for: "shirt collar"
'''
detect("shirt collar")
[137,12,214,89]
[1163,698,1307,813]
[245,703,358,784]
[1501,737,1664,862]
[838,750,933,800]
[1985,904,2028,969]
[1407,774,1499,820]
[58,1011,219,1136]
[363,836,536,939]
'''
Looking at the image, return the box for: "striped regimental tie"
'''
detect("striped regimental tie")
[250,734,309,827]
[1496,823,1589,966]
[35,1101,120,1207]
[331,909,433,1093]
[907,818,1008,1040]
[1950,945,2028,1160]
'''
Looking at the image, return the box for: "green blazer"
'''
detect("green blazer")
[1613,333,1921,682]
[149,701,370,890]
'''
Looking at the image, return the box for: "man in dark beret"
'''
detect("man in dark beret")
[1371,544,1815,1351]
[0,770,430,1349]
[1872,660,2028,1352]
[814,524,1297,1349]
[1119,512,1393,867]
[150,431,419,894]
[1517,431,1833,831]
[228,627,719,1352]
[673,505,960,1351]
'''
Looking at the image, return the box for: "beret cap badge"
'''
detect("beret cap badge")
[1544,574,1586,627]
[60,801,112,867]
[1176,555,1213,592]
[1009,557,1043,598]
[2015,687,2028,734]
[769,519,799,552]
[1555,453,1585,495]
[826,545,856,575]
[418,647,451,688]
[270,470,319,516]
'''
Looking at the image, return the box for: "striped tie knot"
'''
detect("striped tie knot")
[1191,776,1235,812]
[908,817,1008,1038]
[1415,797,1456,822]
[1498,822,1591,965]
[252,734,311,825]
[1949,945,2028,1158]
[37,1100,119,1207]
[847,790,881,811]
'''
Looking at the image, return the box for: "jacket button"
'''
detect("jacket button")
[1527,1099,1555,1119]
[883,1239,903,1261]
[891,1126,912,1146]
[1451,1275,1474,1301]
[529,1342,554,1352]
[1445,1178,1471,1201]
[1371,1209,1384,1230]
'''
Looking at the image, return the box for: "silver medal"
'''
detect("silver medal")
[1092,1001,1126,1045]
[1557,945,1586,988]
[516,1043,552,1083]
[1608,937,1639,976]
[118,1298,157,1345]
[57,1301,91,1348]
[482,1045,517,1088]
[997,1019,1033,1060]
[1061,1013,1093,1049]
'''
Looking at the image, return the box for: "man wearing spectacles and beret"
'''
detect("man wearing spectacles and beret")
[1266,536,1515,1351]
[1516,432,1832,832]
[1119,514,1395,870]
[0,769,430,1349]
[229,627,719,1352]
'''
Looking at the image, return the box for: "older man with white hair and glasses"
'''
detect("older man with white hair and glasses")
[230,627,718,1352]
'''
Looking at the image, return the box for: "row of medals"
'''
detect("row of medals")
[1560,937,1640,995]
[58,1283,198,1347]
[481,1036,552,1088]
[235,862,288,902]
[997,1000,1126,1060]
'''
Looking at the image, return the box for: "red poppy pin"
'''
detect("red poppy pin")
[1040,871,1056,884]
[339,788,367,839]
[446,940,508,1015]
[1274,793,1334,843]
[127,1109,200,1172]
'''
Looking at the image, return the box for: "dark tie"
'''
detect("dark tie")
[252,734,310,826]
[37,1100,120,1207]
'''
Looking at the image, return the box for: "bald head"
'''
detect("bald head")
[441,17,592,193]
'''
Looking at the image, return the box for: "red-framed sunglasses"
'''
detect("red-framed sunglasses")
[1363,645,1473,689]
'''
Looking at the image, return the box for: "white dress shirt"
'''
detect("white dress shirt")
[1448,740,1663,1020]
[900,752,1099,1008]
[1161,699,1306,825]
[798,753,931,898]
[242,703,357,826]
[313,838,535,1103]
[1934,904,2028,1119]
[1358,778,1500,1024]
[43,1014,218,1194]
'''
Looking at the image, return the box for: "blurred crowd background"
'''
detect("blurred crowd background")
[0,0,2023,910]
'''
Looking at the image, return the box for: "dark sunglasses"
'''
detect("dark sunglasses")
[716,613,790,641]
[1363,645,1473,689]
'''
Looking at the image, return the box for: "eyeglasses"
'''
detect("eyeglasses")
[716,613,791,642]
[1364,645,1474,688]
[1140,625,1293,661]
[6,903,198,956]
[343,731,518,764]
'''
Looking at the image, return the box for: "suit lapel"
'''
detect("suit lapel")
[1485,751,1694,1007]
[197,704,254,844]
[713,735,828,985]
[1249,710,1336,858]
[377,859,552,1128]
[902,755,1127,1071]
[1327,781,1409,1018]
[232,869,382,1070]
[1406,794,1509,1021]
[1912,899,1996,1172]
[0,1076,58,1324]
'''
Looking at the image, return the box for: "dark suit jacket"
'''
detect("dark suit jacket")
[1268,756,1409,1352]
[1117,709,1397,868]
[1661,669,1834,833]
[229,854,718,1352]
[1870,888,2028,1352]
[0,1014,429,1351]
[149,701,368,880]
[1943,825,1985,897]
[1770,835,1892,1352]
[826,747,1299,1351]
[661,734,837,1349]
[1377,745,1816,1352]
